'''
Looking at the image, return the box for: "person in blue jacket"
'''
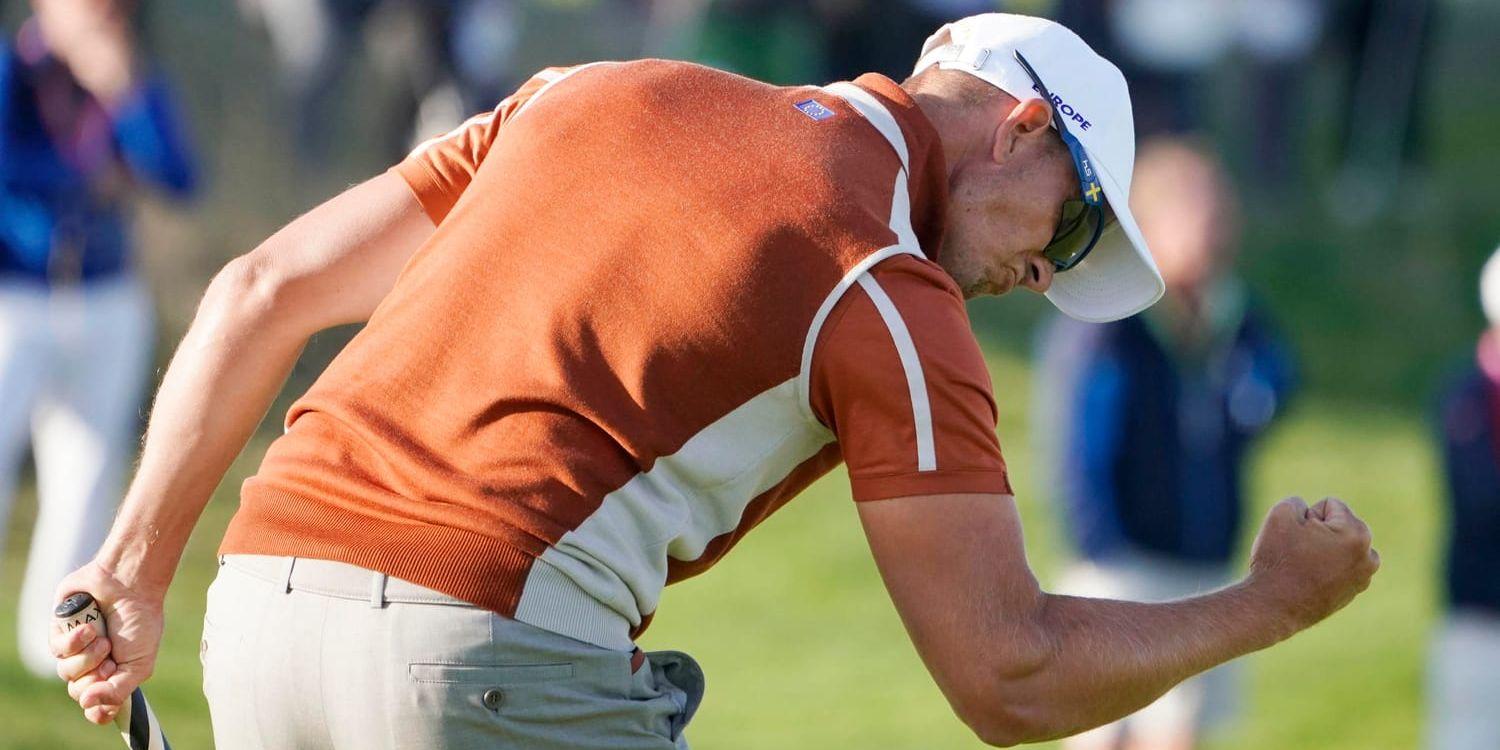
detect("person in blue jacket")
[1427,246,1500,750]
[1035,139,1296,750]
[0,0,195,678]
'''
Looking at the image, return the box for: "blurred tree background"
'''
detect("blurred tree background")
[104,0,1500,410]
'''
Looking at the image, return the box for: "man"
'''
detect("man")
[1036,140,1296,750]
[1428,246,1500,750]
[51,14,1377,748]
[0,0,195,678]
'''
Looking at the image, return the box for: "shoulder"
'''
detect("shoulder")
[527,59,786,109]
[1236,292,1291,341]
[1045,315,1137,373]
[1438,365,1486,415]
[1037,315,1122,378]
[1435,363,1489,441]
[825,254,968,338]
[1054,314,1128,347]
[865,253,964,300]
[0,40,15,79]
[812,254,988,404]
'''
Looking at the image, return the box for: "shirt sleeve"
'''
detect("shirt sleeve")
[391,67,570,224]
[809,255,1012,501]
[111,74,198,198]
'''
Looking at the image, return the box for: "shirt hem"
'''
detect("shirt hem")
[849,469,1012,501]
[222,482,538,619]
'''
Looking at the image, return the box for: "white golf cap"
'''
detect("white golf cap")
[1482,244,1500,327]
[913,13,1165,322]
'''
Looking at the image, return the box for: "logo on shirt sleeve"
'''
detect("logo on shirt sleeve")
[795,99,837,121]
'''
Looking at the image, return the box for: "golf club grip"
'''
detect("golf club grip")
[54,593,172,750]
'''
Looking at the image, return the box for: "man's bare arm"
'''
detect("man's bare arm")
[51,171,433,724]
[857,492,1378,746]
[100,171,431,590]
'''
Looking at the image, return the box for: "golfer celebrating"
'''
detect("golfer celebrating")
[52,14,1378,748]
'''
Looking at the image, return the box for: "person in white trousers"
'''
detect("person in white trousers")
[1428,247,1500,750]
[0,280,154,677]
[0,0,196,677]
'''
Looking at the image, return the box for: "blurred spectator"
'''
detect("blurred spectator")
[1237,0,1324,196]
[654,0,1020,87]
[1427,247,1500,750]
[821,0,997,81]
[240,0,520,165]
[1055,0,1323,170]
[1327,0,1438,224]
[1099,0,1235,134]
[1035,140,1296,750]
[0,0,196,677]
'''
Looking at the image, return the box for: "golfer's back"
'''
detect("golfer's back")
[222,59,1010,649]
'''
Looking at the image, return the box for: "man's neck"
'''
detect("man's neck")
[904,85,983,186]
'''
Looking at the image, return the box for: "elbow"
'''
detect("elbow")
[949,622,1060,746]
[965,715,1032,748]
[957,696,1048,748]
[200,254,285,327]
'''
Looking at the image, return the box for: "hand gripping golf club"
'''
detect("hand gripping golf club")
[55,592,171,750]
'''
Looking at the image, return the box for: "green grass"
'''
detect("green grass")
[0,348,1441,748]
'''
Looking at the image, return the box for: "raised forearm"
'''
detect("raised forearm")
[1001,582,1292,743]
[864,492,1376,748]
[95,267,307,593]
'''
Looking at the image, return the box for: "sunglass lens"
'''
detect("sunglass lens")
[1044,202,1117,272]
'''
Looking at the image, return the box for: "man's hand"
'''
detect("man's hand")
[64,21,137,106]
[1246,496,1381,633]
[50,561,165,726]
[37,1,139,105]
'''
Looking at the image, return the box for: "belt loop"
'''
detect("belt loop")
[369,571,388,608]
[281,557,297,594]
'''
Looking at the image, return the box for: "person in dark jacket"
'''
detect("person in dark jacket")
[0,0,196,678]
[1427,246,1500,750]
[1036,139,1296,750]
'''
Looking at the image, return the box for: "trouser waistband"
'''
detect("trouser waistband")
[222,554,474,607]
[220,554,645,670]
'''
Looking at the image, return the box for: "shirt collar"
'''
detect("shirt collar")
[849,73,950,263]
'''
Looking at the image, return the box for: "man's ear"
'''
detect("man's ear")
[992,98,1054,164]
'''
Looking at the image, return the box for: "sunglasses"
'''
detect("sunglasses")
[1013,50,1116,273]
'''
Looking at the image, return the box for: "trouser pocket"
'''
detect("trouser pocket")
[200,560,273,750]
[645,650,706,743]
[407,660,579,718]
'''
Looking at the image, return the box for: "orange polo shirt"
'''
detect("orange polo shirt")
[221,60,1011,649]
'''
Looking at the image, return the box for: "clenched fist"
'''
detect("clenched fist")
[1247,497,1381,633]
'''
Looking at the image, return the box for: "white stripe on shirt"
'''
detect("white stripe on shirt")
[856,273,936,471]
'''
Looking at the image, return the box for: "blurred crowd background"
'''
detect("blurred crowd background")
[0,0,1497,748]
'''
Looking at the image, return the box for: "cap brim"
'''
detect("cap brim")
[1044,161,1164,323]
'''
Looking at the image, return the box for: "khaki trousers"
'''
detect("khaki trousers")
[202,555,703,749]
